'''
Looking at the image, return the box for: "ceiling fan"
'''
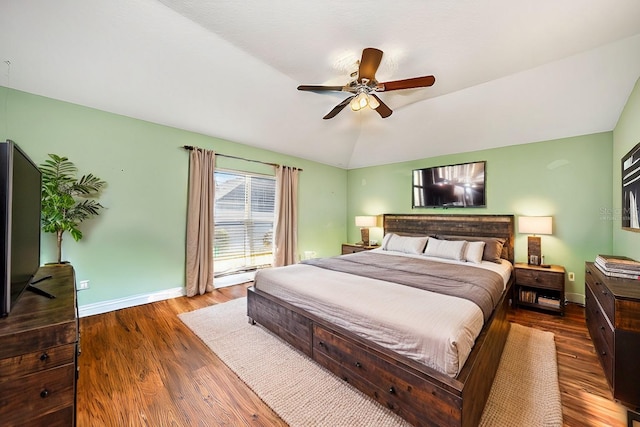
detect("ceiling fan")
[297,47,435,120]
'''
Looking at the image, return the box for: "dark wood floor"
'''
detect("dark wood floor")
[77,284,629,426]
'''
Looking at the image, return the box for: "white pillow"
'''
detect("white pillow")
[381,233,395,249]
[423,238,467,261]
[383,234,429,254]
[463,241,486,264]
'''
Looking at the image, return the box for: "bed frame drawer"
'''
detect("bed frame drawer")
[247,288,313,356]
[313,324,460,427]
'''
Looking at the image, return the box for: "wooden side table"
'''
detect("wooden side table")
[341,243,379,254]
[514,262,565,315]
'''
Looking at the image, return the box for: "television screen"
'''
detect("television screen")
[412,161,486,208]
[1,140,42,316]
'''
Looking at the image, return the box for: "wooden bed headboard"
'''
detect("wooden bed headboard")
[383,214,515,263]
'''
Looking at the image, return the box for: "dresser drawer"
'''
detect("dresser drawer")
[516,268,563,290]
[0,344,76,380]
[585,285,615,354]
[312,324,460,427]
[0,363,75,425]
[585,268,615,322]
[585,287,615,387]
[585,262,640,408]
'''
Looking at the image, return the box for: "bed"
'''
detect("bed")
[247,214,515,427]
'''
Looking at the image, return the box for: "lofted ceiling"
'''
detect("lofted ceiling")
[1,0,640,169]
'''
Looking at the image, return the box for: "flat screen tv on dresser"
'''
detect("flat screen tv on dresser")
[0,140,42,317]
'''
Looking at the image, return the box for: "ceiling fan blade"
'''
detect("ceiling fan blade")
[297,85,345,92]
[358,48,383,82]
[378,75,435,92]
[370,94,392,118]
[323,96,355,120]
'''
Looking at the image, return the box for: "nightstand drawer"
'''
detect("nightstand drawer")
[516,268,563,290]
[341,244,378,255]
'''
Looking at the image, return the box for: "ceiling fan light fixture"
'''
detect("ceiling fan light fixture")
[368,95,380,110]
[299,47,435,119]
[351,92,369,111]
[350,96,363,111]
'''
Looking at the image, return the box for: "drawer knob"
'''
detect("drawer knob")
[318,341,325,348]
[355,362,362,368]
[601,351,607,356]
[40,389,49,398]
[389,386,396,394]
[39,352,49,361]
[600,326,605,331]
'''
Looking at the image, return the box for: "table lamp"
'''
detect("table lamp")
[518,216,552,267]
[355,216,377,246]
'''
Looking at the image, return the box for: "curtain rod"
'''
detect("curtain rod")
[182,145,302,171]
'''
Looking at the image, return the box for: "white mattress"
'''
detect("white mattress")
[254,253,512,378]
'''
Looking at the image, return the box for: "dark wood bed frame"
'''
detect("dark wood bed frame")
[247,214,515,427]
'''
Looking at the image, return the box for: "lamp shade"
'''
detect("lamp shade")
[355,216,377,227]
[518,216,553,235]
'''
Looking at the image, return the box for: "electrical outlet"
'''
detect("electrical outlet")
[78,280,90,290]
[568,272,575,282]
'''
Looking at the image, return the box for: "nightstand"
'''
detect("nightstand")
[514,263,566,315]
[341,243,379,254]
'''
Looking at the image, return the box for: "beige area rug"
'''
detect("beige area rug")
[179,298,562,427]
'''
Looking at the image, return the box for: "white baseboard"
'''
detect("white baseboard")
[78,287,185,318]
[77,272,256,318]
[565,292,585,305]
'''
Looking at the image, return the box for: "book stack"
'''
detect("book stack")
[537,296,561,309]
[519,289,537,304]
[595,254,640,280]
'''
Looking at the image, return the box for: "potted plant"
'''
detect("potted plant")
[40,154,106,264]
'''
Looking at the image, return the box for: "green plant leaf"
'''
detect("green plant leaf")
[39,154,106,258]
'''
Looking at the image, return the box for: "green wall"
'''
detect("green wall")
[0,87,347,307]
[347,133,614,302]
[3,78,636,308]
[613,77,640,259]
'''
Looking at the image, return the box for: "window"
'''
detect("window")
[214,170,275,276]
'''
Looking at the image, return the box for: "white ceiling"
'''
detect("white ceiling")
[1,0,640,169]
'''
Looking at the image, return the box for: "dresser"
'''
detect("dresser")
[0,265,78,426]
[585,262,640,408]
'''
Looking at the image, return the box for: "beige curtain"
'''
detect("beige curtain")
[185,148,215,296]
[273,165,299,267]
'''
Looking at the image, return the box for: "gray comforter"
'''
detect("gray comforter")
[302,251,504,321]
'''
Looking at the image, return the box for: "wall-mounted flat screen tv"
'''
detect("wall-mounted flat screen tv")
[412,161,486,208]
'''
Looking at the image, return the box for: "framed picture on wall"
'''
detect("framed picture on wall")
[622,141,640,232]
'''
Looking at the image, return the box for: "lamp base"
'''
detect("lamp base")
[527,236,541,265]
[360,228,370,247]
